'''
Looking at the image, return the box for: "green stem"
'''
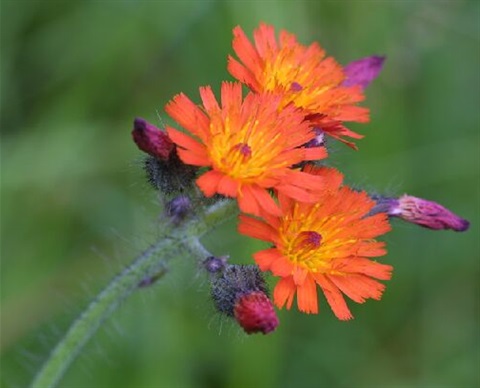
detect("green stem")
[31,199,238,388]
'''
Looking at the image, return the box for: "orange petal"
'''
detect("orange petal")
[333,257,393,281]
[165,93,209,141]
[217,174,239,197]
[176,148,209,166]
[241,185,281,217]
[166,127,209,166]
[227,56,260,91]
[269,254,294,277]
[199,85,220,114]
[303,146,328,161]
[296,275,318,314]
[292,267,308,286]
[253,23,278,57]
[196,170,223,197]
[274,277,296,310]
[314,274,353,320]
[237,186,260,216]
[220,82,243,111]
[238,215,278,243]
[253,248,282,271]
[328,274,386,303]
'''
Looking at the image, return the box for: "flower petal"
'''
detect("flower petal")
[314,274,353,320]
[274,277,296,310]
[296,275,318,314]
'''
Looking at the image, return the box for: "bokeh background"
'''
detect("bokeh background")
[1,1,479,387]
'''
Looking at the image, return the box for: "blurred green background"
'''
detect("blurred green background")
[1,1,479,387]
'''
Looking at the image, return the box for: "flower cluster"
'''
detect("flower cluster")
[132,23,469,331]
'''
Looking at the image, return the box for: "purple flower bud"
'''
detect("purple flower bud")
[132,117,174,160]
[395,195,470,231]
[343,56,385,90]
[202,256,228,273]
[166,195,192,224]
[371,194,469,232]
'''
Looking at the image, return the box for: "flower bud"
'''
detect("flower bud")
[343,56,385,90]
[234,291,279,335]
[371,194,469,232]
[166,195,192,224]
[143,151,197,194]
[132,118,174,160]
[210,264,279,335]
[202,256,228,273]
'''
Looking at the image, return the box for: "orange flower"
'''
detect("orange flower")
[228,23,369,148]
[165,82,327,216]
[238,165,392,319]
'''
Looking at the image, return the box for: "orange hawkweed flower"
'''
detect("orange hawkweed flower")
[238,165,392,319]
[228,23,369,148]
[165,82,327,216]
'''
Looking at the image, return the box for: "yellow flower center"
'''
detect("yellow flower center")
[207,116,288,182]
[260,48,345,112]
[280,203,358,274]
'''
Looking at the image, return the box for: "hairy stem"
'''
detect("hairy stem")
[31,199,237,388]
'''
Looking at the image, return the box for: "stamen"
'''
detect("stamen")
[290,82,303,92]
[296,231,322,250]
[233,143,252,159]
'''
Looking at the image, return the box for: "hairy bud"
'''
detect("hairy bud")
[209,263,279,335]
[143,152,197,195]
[132,118,197,195]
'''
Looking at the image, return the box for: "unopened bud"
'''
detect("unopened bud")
[143,152,197,194]
[371,194,469,232]
[132,118,174,160]
[210,264,279,335]
[202,256,228,273]
[343,56,386,90]
[166,195,192,224]
[234,291,279,335]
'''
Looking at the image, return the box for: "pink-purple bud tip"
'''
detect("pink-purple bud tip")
[132,117,174,160]
[343,56,385,90]
[395,195,469,232]
[234,291,279,335]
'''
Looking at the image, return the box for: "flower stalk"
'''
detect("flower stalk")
[31,200,238,388]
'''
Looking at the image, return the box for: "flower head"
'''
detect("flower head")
[165,82,327,216]
[228,23,371,148]
[239,165,392,320]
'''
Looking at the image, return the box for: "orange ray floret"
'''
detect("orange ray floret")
[238,165,392,319]
[165,82,327,216]
[228,23,369,148]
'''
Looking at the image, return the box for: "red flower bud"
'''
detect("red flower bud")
[209,264,279,335]
[234,291,279,334]
[132,117,174,160]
